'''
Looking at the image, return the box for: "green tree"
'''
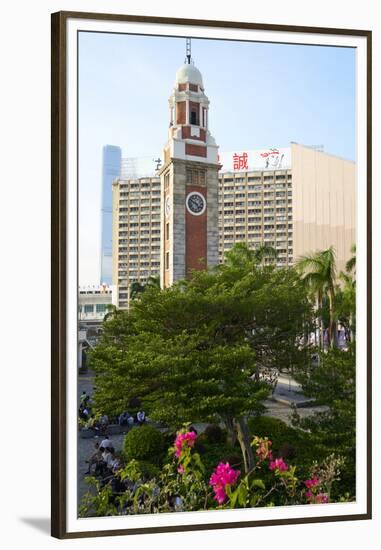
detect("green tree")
[345,244,356,275]
[292,346,356,496]
[335,272,356,342]
[129,276,161,302]
[295,246,337,348]
[91,244,310,473]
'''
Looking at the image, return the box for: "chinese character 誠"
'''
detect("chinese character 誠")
[233,152,249,170]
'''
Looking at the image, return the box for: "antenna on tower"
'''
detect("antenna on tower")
[185,38,192,64]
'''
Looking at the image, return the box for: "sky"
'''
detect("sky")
[78,31,356,286]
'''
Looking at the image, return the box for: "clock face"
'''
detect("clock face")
[186,192,206,216]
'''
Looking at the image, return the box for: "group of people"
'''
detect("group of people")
[85,436,120,476]
[118,409,146,427]
[79,388,149,442]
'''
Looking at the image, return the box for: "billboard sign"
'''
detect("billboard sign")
[218,147,291,173]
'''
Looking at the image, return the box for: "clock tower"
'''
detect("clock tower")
[159,43,220,288]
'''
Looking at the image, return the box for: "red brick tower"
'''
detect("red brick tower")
[159,41,220,287]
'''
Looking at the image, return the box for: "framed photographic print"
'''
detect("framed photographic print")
[51,10,372,539]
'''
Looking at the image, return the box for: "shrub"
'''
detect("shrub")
[248,415,290,441]
[133,460,161,480]
[203,424,226,444]
[123,425,165,464]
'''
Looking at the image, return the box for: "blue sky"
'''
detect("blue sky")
[78,31,356,285]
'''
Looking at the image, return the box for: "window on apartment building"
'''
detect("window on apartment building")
[84,305,93,313]
[165,252,169,270]
[96,304,106,313]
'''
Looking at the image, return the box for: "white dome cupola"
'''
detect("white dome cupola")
[162,38,219,166]
[175,63,204,89]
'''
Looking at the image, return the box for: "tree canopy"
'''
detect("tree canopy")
[90,244,312,472]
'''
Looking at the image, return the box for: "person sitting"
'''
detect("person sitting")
[101,447,116,475]
[80,391,88,405]
[85,442,102,475]
[118,411,130,427]
[79,405,89,421]
[136,410,146,426]
[100,436,112,449]
[109,448,121,473]
[99,413,109,434]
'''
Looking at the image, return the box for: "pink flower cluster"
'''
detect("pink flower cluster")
[315,493,329,504]
[209,462,240,504]
[304,477,319,489]
[306,491,329,504]
[174,431,197,458]
[269,458,288,472]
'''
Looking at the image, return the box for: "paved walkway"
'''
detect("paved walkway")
[271,374,316,408]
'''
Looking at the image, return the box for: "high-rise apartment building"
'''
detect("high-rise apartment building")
[100,145,121,285]
[112,142,355,308]
[112,177,161,308]
[217,143,355,272]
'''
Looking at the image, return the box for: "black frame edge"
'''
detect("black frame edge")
[50,10,372,538]
[51,10,67,540]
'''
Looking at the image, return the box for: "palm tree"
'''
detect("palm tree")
[345,244,356,275]
[223,242,278,270]
[145,275,161,290]
[338,271,356,342]
[253,244,278,264]
[129,281,145,301]
[295,246,337,348]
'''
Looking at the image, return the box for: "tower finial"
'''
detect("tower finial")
[185,38,191,64]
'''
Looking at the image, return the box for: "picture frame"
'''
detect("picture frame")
[51,10,372,539]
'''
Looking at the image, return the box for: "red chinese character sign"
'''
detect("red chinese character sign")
[233,152,249,170]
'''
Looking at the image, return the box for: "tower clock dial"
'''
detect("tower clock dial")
[186,192,206,216]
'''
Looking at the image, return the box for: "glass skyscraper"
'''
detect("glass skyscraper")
[100,145,121,285]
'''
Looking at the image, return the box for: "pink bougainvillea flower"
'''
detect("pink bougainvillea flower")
[177,464,185,475]
[304,477,319,489]
[269,458,288,472]
[174,431,197,458]
[305,490,313,500]
[209,462,240,504]
[315,493,329,504]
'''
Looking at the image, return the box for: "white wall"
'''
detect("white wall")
[0,1,379,549]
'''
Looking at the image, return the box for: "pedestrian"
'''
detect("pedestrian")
[136,410,146,426]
